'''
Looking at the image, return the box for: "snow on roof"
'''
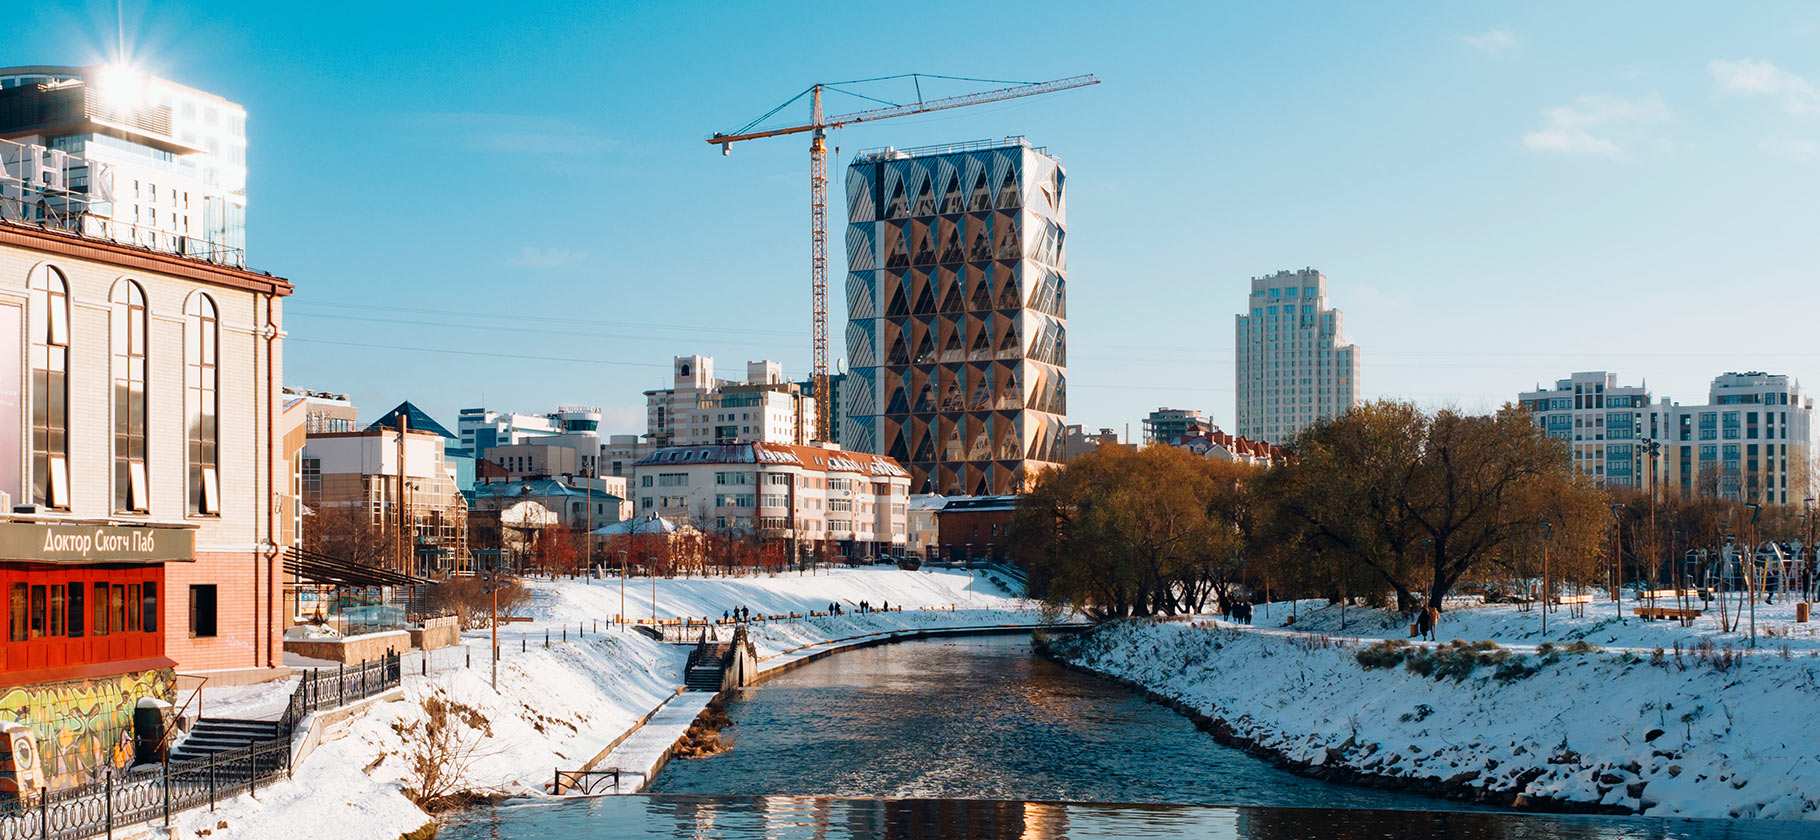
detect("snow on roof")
[635,442,909,477]
[590,514,685,536]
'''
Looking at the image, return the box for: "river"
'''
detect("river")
[440,635,1810,839]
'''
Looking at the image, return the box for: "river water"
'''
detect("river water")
[440,635,1811,839]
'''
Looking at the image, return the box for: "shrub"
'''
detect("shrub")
[423,577,530,630]
[1356,639,1412,670]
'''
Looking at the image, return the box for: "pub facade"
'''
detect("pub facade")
[0,220,292,788]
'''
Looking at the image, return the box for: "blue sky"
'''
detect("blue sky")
[13,2,1820,438]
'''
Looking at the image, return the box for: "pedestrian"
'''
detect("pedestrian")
[723,610,729,622]
[883,600,889,612]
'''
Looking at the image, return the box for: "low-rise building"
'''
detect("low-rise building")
[1059,425,1129,461]
[933,496,1019,564]
[469,478,627,534]
[0,198,292,787]
[1178,429,1288,467]
[631,442,908,559]
[301,408,470,576]
[906,494,947,559]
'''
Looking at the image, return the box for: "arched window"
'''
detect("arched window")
[185,293,219,515]
[28,265,70,509]
[112,281,149,512]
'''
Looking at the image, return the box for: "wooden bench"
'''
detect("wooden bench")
[1634,606,1702,624]
[1555,594,1595,605]
[1638,589,1698,600]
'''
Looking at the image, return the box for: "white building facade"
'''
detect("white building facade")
[1663,373,1816,504]
[644,355,814,449]
[1234,269,1359,443]
[631,442,908,559]
[1517,371,1666,491]
[0,65,248,266]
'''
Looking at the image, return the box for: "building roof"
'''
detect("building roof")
[591,514,690,537]
[635,442,909,478]
[469,479,624,503]
[366,402,456,439]
[940,495,1020,513]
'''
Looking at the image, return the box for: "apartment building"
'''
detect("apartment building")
[1517,372,1664,490]
[644,356,814,448]
[631,442,909,559]
[1234,269,1360,442]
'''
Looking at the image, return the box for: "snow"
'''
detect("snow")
[1048,597,1820,821]
[175,568,1047,840]
[179,678,300,722]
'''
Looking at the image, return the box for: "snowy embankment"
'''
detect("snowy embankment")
[1046,598,1820,820]
[177,568,1036,840]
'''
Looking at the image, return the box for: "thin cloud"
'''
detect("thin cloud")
[509,246,590,269]
[1761,137,1819,162]
[1709,59,1820,114]
[1522,93,1669,158]
[1463,29,1519,54]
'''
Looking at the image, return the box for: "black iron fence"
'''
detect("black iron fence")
[0,653,402,840]
[283,654,404,730]
[0,738,291,840]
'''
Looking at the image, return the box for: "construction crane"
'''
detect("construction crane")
[708,73,1100,444]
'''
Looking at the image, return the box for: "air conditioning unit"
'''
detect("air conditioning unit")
[11,502,39,515]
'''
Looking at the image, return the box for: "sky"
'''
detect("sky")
[11,2,1820,439]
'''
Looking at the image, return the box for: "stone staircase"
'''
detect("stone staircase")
[169,717,285,762]
[684,642,731,692]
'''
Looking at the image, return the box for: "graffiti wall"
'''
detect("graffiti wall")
[0,668,173,789]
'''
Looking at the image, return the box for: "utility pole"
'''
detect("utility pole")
[1747,502,1762,647]
[1610,503,1626,623]
[396,413,410,575]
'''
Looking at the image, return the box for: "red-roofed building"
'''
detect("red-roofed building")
[1178,430,1289,467]
[631,442,911,561]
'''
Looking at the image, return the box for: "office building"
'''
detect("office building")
[0,65,247,266]
[803,371,846,447]
[644,356,814,448]
[844,137,1069,495]
[1234,269,1359,442]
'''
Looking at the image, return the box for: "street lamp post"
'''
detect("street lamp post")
[616,549,628,627]
[649,556,659,625]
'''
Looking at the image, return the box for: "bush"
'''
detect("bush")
[1356,639,1412,670]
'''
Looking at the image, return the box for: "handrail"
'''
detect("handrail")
[156,675,210,758]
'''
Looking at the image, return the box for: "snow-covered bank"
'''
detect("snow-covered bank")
[177,569,1042,840]
[1045,602,1820,820]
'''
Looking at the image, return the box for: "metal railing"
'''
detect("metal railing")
[283,653,403,732]
[0,653,401,840]
[0,738,291,840]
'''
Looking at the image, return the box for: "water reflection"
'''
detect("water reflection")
[444,795,1800,840]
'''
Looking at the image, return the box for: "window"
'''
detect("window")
[189,584,217,637]
[113,281,150,512]
[186,294,221,514]
[48,584,63,637]
[8,584,23,642]
[30,265,70,508]
[93,582,110,636]
[67,583,83,637]
[111,585,125,634]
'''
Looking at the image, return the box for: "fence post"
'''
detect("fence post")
[209,752,216,811]
[104,770,113,840]
[39,785,48,840]
[338,663,345,708]
[466,644,471,668]
[164,756,172,826]
[545,630,549,649]
[249,746,258,797]
[361,662,367,698]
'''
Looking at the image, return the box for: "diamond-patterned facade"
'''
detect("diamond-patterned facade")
[843,139,1067,495]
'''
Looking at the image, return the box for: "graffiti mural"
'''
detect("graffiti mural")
[0,668,173,789]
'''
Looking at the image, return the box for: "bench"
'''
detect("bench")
[1638,589,1698,600]
[1555,594,1595,605]
[1634,606,1702,624]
